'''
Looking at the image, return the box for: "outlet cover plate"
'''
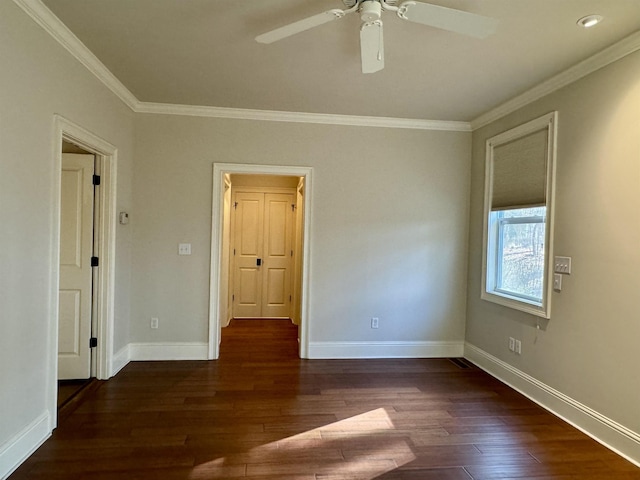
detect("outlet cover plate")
[553,273,562,291]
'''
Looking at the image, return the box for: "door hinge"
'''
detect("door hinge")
[291,249,293,257]
[91,256,99,267]
[232,294,235,301]
[289,295,292,302]
[89,337,98,348]
[233,201,238,209]
[233,248,236,256]
[93,174,101,186]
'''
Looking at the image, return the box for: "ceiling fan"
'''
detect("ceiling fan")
[255,0,498,74]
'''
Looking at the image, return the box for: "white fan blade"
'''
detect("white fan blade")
[360,20,384,74]
[397,1,498,39]
[256,9,347,44]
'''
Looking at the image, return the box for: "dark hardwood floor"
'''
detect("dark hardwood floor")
[11,319,640,479]
[57,379,92,408]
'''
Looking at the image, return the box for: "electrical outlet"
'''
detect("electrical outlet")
[371,317,379,329]
[509,337,515,352]
[553,273,562,291]
[515,339,522,355]
[178,243,192,255]
[151,317,159,329]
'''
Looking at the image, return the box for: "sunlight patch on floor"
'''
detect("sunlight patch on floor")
[188,408,416,479]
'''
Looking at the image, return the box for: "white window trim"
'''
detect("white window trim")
[481,112,558,318]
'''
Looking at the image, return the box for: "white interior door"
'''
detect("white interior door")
[232,191,294,318]
[232,192,264,318]
[58,153,94,380]
[262,193,294,318]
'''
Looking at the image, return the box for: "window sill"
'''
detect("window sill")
[481,290,550,318]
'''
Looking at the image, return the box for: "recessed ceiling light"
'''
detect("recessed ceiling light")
[577,15,603,28]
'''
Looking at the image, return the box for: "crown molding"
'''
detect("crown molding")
[471,30,640,130]
[13,0,139,111]
[135,102,472,131]
[15,0,640,133]
[13,0,469,132]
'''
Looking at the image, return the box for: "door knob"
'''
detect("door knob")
[256,258,262,266]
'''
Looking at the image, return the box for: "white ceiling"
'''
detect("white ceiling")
[39,0,640,123]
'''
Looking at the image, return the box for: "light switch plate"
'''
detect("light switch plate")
[554,256,572,274]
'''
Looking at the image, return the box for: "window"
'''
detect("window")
[482,113,557,318]
[488,207,546,304]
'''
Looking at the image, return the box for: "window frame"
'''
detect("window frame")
[481,112,558,318]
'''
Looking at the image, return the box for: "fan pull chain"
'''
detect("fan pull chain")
[376,20,383,61]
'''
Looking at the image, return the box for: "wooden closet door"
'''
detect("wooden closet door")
[232,192,264,318]
[232,191,294,318]
[261,193,293,318]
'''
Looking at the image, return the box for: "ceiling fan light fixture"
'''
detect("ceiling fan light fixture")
[257,1,498,73]
[577,14,603,28]
[360,1,382,22]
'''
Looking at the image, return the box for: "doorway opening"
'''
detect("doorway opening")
[209,164,313,360]
[57,141,98,410]
[228,174,303,321]
[50,116,117,428]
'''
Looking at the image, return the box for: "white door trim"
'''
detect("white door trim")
[51,115,118,427]
[209,163,313,359]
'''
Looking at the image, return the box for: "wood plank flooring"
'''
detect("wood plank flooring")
[57,379,92,408]
[10,319,640,479]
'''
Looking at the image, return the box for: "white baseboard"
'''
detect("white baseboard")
[308,341,464,359]
[111,344,130,376]
[0,411,51,480]
[464,342,640,467]
[128,342,209,361]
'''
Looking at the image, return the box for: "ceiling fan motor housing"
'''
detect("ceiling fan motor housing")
[360,1,382,22]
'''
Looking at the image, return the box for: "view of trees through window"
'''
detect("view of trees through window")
[496,207,546,301]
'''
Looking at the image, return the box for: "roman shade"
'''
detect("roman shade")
[491,128,548,210]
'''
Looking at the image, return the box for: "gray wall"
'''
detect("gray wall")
[0,1,134,465]
[5,0,640,474]
[131,115,472,348]
[466,50,640,435]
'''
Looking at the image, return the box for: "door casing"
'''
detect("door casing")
[210,163,313,359]
[50,115,117,428]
